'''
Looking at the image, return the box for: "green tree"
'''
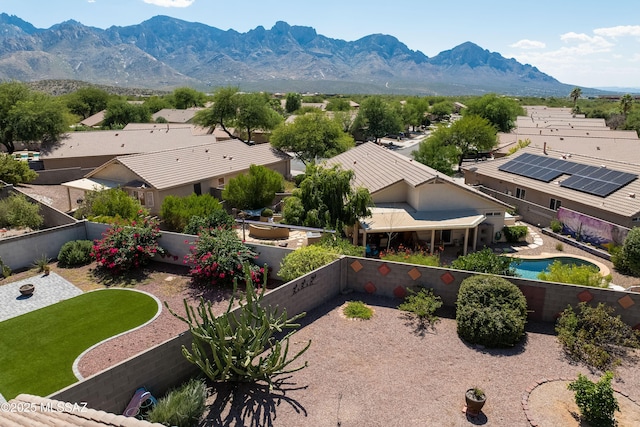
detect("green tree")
[103,99,151,128]
[0,154,38,185]
[74,187,146,221]
[64,87,110,119]
[354,96,402,142]
[620,93,633,116]
[143,96,171,114]
[416,114,497,168]
[570,87,583,106]
[160,193,224,232]
[270,112,355,165]
[0,193,43,229]
[612,227,640,276]
[430,101,453,121]
[170,87,206,109]
[411,136,459,176]
[403,97,429,130]
[222,164,284,211]
[537,260,611,288]
[325,98,351,112]
[193,87,282,143]
[284,92,302,114]
[0,82,71,154]
[282,163,372,229]
[465,94,524,132]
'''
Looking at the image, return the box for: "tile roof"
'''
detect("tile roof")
[151,108,201,123]
[323,142,510,208]
[90,139,291,190]
[465,145,640,217]
[1,394,162,426]
[41,127,217,160]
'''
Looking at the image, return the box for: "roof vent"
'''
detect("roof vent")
[597,146,601,150]
[115,133,119,136]
[121,143,125,147]
[229,156,233,160]
[629,193,636,198]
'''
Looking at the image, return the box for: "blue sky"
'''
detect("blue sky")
[2,0,640,89]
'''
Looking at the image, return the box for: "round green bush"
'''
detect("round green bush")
[613,227,640,277]
[57,240,94,267]
[455,275,528,347]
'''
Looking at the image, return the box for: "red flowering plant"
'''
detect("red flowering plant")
[91,214,165,275]
[184,227,265,287]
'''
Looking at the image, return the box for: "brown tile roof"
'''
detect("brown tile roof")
[151,108,202,123]
[324,142,510,208]
[41,127,217,160]
[1,394,162,426]
[80,110,106,127]
[89,139,290,190]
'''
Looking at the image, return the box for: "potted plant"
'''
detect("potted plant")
[465,387,486,416]
[260,208,274,223]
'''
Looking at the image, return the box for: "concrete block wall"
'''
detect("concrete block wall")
[32,167,93,185]
[0,222,87,270]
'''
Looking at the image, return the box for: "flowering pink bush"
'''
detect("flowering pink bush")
[184,227,265,287]
[91,215,165,274]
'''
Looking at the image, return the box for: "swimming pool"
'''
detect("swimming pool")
[510,256,600,280]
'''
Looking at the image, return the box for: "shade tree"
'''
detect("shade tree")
[222,164,284,210]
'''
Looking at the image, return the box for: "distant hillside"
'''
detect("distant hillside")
[0,13,608,96]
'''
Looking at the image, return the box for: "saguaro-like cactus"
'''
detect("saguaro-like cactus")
[167,267,311,388]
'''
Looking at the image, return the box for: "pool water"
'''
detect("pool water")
[510,257,598,280]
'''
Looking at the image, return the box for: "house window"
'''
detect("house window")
[218,177,225,187]
[515,188,526,199]
[194,183,202,196]
[550,198,561,211]
[632,217,640,223]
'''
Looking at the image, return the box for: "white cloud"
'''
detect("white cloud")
[594,25,640,38]
[509,39,545,49]
[559,32,614,55]
[143,0,195,7]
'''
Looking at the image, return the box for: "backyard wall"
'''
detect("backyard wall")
[2,185,77,228]
[49,259,343,414]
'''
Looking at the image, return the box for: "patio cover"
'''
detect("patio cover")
[360,204,486,233]
[61,178,121,192]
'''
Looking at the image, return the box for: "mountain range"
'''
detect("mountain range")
[0,14,603,96]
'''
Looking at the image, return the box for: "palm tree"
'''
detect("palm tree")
[620,94,633,117]
[570,87,582,106]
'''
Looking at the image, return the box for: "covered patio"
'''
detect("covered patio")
[359,203,486,256]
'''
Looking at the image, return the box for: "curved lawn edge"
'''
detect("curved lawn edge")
[72,288,162,380]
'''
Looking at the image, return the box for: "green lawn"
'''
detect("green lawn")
[0,289,158,400]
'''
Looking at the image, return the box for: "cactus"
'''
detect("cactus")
[166,264,310,388]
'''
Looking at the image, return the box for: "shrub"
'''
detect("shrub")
[502,225,528,243]
[74,188,146,221]
[184,227,262,287]
[222,164,284,210]
[57,240,93,267]
[398,288,442,327]
[318,233,364,257]
[146,378,207,427]
[278,245,340,282]
[550,219,563,233]
[456,275,528,347]
[0,154,38,185]
[568,372,619,427]
[556,302,640,371]
[260,208,273,217]
[537,260,611,288]
[91,215,164,275]
[380,245,440,267]
[32,254,51,272]
[450,248,518,276]
[612,227,640,276]
[183,210,235,235]
[0,193,43,229]
[160,193,224,232]
[555,243,564,251]
[0,256,11,278]
[344,301,373,320]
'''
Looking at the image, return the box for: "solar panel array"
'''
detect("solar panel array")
[498,153,637,197]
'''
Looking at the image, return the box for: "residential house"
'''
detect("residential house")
[40,126,217,170]
[151,108,201,124]
[465,107,640,229]
[62,139,291,216]
[324,142,511,254]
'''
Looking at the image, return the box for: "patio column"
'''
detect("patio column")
[472,225,478,252]
[66,186,72,212]
[430,229,435,255]
[463,228,469,256]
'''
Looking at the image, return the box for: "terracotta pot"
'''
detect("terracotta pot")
[465,388,486,415]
